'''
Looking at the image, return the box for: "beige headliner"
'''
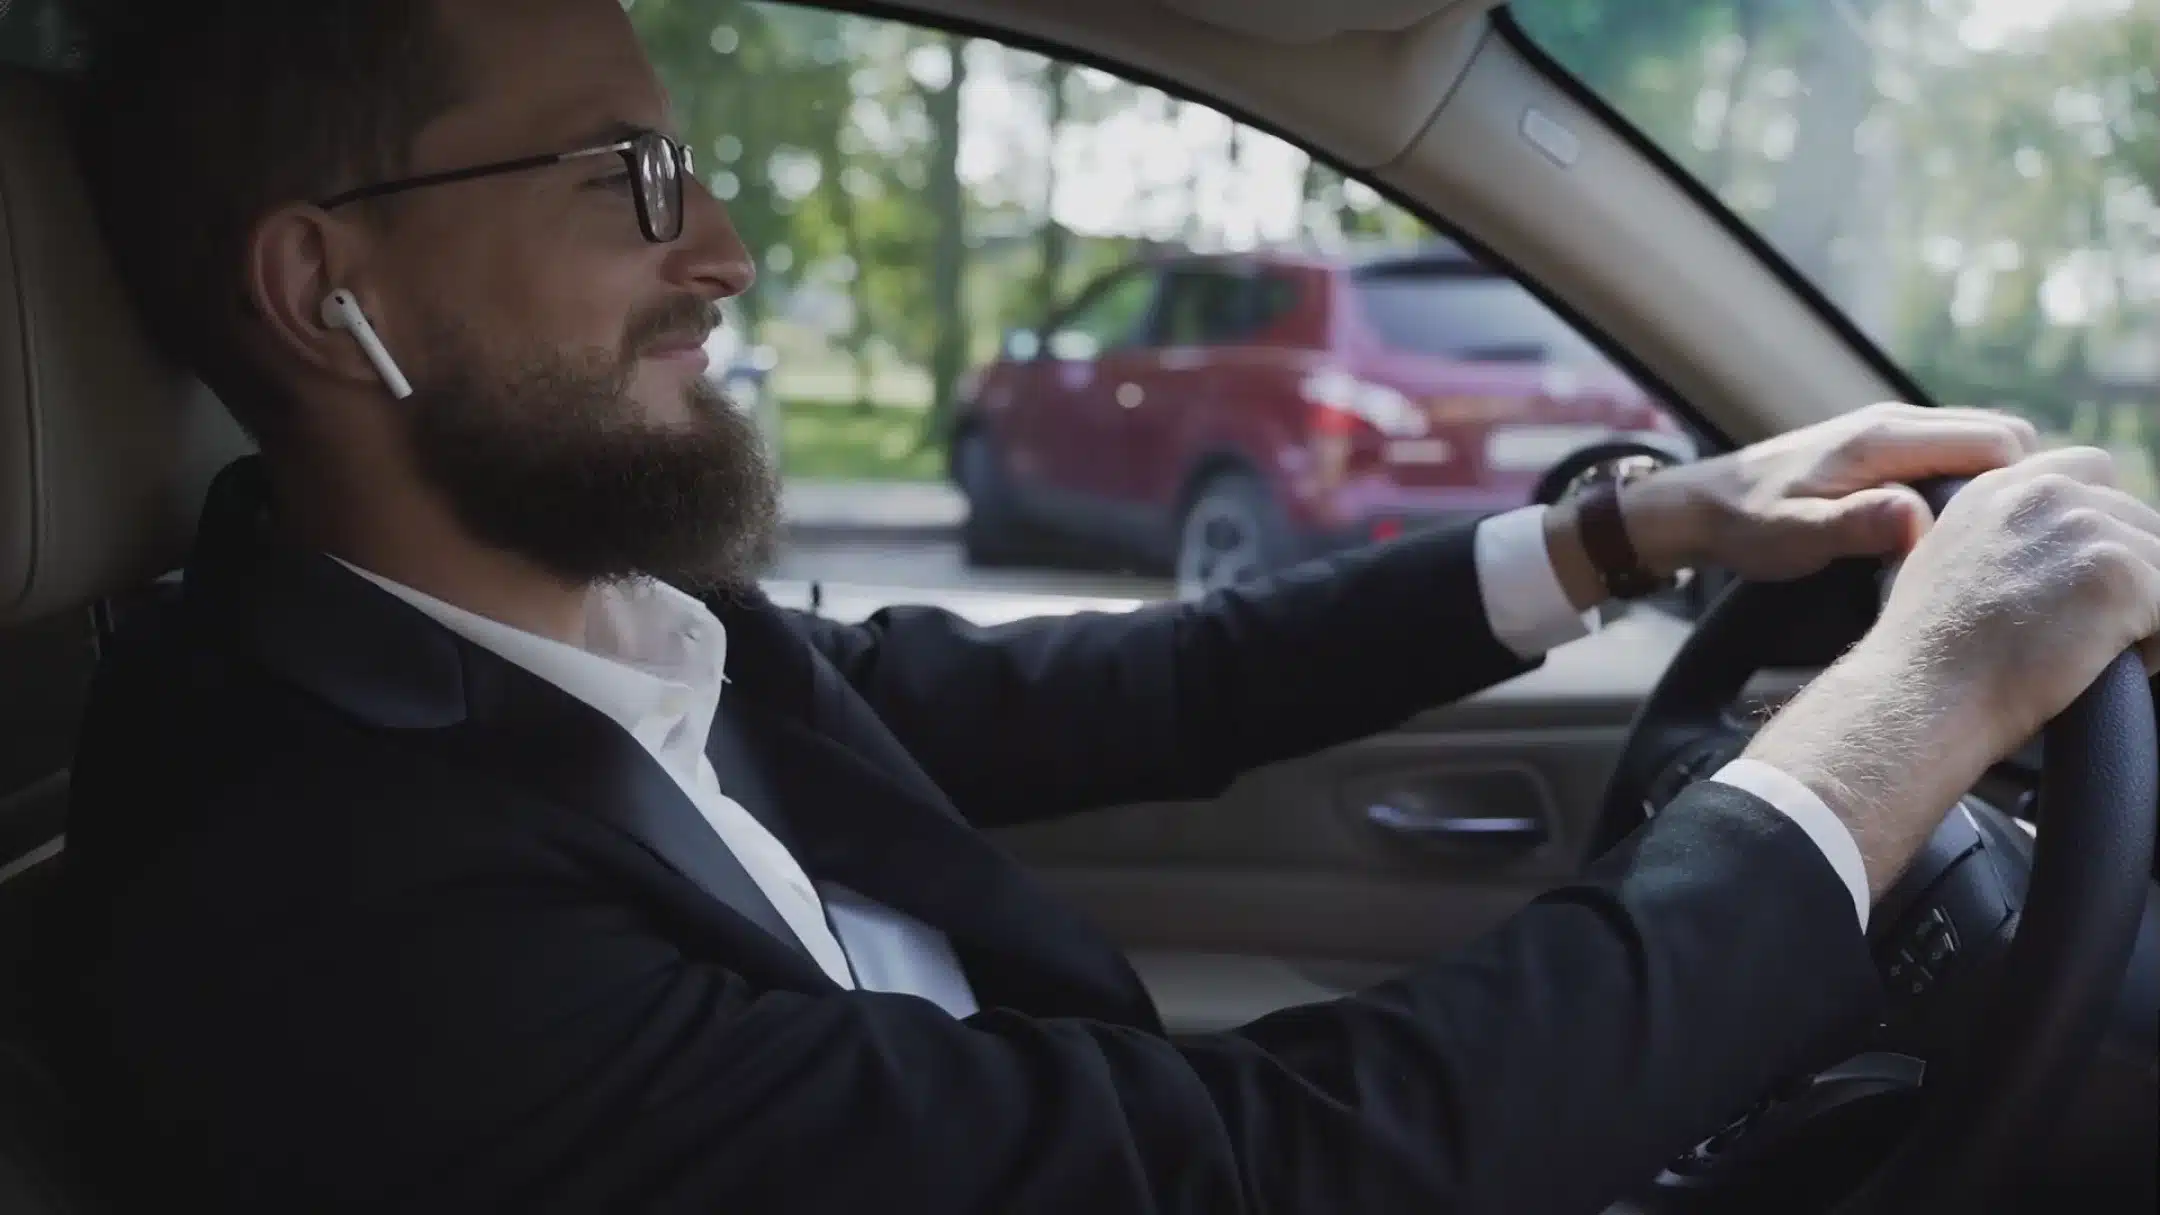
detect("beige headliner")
[860,0,1900,442]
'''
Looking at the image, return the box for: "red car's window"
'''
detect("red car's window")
[1353,264,1614,369]
[1046,272,1158,360]
[1156,270,1300,346]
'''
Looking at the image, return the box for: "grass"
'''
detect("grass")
[773,394,2160,492]
[765,321,935,410]
[776,397,946,482]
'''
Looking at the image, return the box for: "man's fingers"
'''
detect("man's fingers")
[2124,564,2158,675]
[1842,412,2047,484]
[1829,483,1934,555]
[2084,482,2161,534]
[2100,516,2161,682]
[2003,443,2120,488]
[1922,406,2043,456]
[2098,513,2161,569]
[1770,484,1933,564]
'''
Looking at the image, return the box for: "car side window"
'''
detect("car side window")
[634,3,1686,616]
[1046,271,1159,360]
[1154,269,1291,347]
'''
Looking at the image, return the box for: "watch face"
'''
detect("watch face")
[1564,452,1671,499]
[1609,453,1671,483]
[1562,450,1683,602]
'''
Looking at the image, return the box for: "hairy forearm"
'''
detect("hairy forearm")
[1740,641,1996,898]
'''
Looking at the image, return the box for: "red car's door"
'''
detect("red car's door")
[1125,267,1229,515]
[1007,267,1162,511]
[1130,266,1314,515]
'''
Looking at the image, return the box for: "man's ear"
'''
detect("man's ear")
[242,204,385,389]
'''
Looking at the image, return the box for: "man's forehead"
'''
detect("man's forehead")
[422,0,675,156]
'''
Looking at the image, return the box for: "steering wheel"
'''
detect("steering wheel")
[1595,477,2157,1210]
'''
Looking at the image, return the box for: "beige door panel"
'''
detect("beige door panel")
[1000,724,1619,956]
[994,612,1809,1031]
[992,616,1673,1034]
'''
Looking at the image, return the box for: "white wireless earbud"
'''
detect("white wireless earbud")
[319,288,413,400]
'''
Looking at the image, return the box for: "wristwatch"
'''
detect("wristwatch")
[1561,454,1679,601]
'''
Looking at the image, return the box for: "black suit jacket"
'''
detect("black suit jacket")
[52,457,1882,1211]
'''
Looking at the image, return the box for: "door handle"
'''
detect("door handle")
[1364,801,1548,851]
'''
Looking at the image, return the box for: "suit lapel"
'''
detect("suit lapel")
[438,653,825,976]
[726,702,1157,1026]
[192,458,828,984]
[712,599,1161,1029]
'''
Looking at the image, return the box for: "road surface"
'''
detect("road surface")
[759,537,1694,696]
[764,538,1170,625]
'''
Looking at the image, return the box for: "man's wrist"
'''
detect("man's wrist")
[1540,499,1606,613]
[1618,470,1715,577]
[1541,470,1713,612]
[1740,641,1996,898]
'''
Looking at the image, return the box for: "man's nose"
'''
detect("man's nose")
[669,176,756,300]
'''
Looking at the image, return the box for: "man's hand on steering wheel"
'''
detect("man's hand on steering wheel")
[1600,402,2050,585]
[1593,421,2158,1209]
[1736,443,2159,898]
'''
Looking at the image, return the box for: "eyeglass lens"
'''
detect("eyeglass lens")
[636,133,685,242]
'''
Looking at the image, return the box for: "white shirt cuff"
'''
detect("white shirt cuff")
[1473,506,1599,660]
[1708,758,1870,929]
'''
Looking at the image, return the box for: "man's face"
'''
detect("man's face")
[357,0,774,590]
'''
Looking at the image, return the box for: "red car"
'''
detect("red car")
[951,244,1694,597]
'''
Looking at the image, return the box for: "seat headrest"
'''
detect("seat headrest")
[0,68,249,627]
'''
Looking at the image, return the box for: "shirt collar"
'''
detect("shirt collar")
[331,558,728,749]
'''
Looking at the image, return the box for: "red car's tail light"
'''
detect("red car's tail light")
[1308,401,1361,437]
[1426,395,1520,424]
[1299,369,1426,437]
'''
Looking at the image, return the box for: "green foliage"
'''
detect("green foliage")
[776,398,945,481]
[1515,0,2158,469]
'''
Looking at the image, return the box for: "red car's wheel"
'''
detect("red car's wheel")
[954,429,1038,568]
[1174,470,1293,601]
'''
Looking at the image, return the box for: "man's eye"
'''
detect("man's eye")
[587,172,636,192]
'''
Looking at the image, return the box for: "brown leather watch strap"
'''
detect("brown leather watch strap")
[1575,478,1666,600]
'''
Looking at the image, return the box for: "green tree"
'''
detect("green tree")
[1516,0,2157,495]
[921,32,970,440]
[1033,59,1074,326]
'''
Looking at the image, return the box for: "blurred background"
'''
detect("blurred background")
[7,0,2153,617]
[625,1,2152,486]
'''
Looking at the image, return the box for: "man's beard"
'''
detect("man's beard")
[400,304,779,593]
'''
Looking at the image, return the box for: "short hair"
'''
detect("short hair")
[73,0,465,438]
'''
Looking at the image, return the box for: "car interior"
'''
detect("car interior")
[0,0,2150,1209]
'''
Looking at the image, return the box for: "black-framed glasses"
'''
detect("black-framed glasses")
[316,129,695,244]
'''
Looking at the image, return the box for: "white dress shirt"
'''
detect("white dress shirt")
[337,560,983,1017]
[335,507,1867,1022]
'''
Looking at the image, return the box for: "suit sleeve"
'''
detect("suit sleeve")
[106,783,1883,1211]
[787,522,1540,827]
